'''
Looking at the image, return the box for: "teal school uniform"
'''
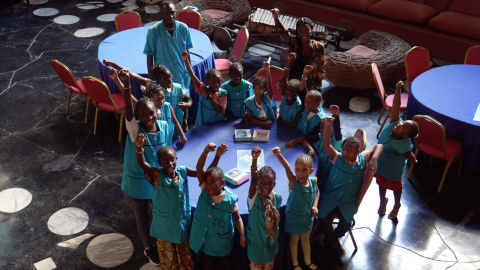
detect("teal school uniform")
[316,135,343,192]
[189,187,238,256]
[195,88,228,127]
[285,177,317,234]
[164,83,187,141]
[244,93,276,122]
[318,153,366,223]
[121,120,169,199]
[297,108,326,149]
[279,96,302,123]
[222,79,253,118]
[158,102,174,145]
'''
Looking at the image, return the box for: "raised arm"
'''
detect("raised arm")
[104,59,149,86]
[196,143,217,186]
[181,50,201,89]
[249,146,262,199]
[135,134,154,185]
[272,147,296,186]
[391,81,403,121]
[278,52,296,95]
[169,106,187,144]
[263,60,273,100]
[330,105,343,141]
[119,70,135,121]
[271,8,290,39]
[323,116,338,161]
[300,65,313,92]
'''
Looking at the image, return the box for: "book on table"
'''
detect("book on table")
[225,168,250,186]
[235,129,252,141]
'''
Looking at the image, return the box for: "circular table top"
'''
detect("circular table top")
[411,64,480,126]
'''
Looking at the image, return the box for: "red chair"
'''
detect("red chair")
[50,59,90,122]
[215,28,249,74]
[464,45,480,65]
[404,46,430,90]
[372,62,408,138]
[177,9,202,30]
[115,10,142,32]
[407,115,463,193]
[255,65,284,103]
[81,76,126,143]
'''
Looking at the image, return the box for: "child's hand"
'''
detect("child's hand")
[311,206,318,217]
[264,120,272,128]
[285,138,301,148]
[319,71,326,79]
[287,52,296,63]
[368,158,378,174]
[307,148,315,159]
[240,236,248,248]
[216,144,228,157]
[272,147,281,156]
[177,138,187,145]
[303,65,313,75]
[177,102,189,110]
[103,59,113,67]
[108,68,118,81]
[271,8,279,19]
[181,50,189,61]
[324,116,335,127]
[204,143,216,153]
[251,146,261,159]
[262,61,270,70]
[118,69,130,85]
[329,105,340,116]
[135,134,147,148]
[396,80,404,90]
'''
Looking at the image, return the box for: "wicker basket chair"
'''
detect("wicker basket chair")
[325,30,411,90]
[176,0,251,36]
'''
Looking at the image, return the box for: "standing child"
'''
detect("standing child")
[273,148,319,270]
[119,70,169,266]
[244,61,276,128]
[221,62,253,120]
[376,81,418,219]
[318,117,384,257]
[191,143,247,270]
[277,78,303,128]
[181,51,228,126]
[247,146,282,270]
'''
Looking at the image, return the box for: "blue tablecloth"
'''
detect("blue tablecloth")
[406,64,480,171]
[97,26,215,118]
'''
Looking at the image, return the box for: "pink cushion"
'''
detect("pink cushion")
[345,45,379,57]
[427,11,480,40]
[214,59,232,72]
[72,79,88,96]
[384,94,408,110]
[449,0,480,18]
[200,9,231,20]
[369,0,438,24]
[318,0,381,12]
[419,138,462,159]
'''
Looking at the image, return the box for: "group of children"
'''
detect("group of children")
[107,50,419,269]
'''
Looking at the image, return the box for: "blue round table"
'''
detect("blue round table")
[97,26,215,117]
[406,64,480,171]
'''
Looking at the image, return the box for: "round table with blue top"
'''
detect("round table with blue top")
[406,64,480,172]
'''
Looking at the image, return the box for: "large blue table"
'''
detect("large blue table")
[97,26,215,117]
[406,64,480,171]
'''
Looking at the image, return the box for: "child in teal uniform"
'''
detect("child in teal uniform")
[182,51,228,126]
[244,61,276,128]
[318,117,384,258]
[191,143,247,270]
[376,81,419,219]
[118,70,169,266]
[277,79,303,128]
[247,146,282,270]
[273,148,319,270]
[221,62,253,120]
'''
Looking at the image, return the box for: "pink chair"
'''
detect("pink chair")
[50,59,90,121]
[255,65,284,103]
[464,45,480,65]
[354,129,367,151]
[81,76,126,143]
[372,62,409,138]
[177,9,202,30]
[115,10,142,32]
[404,46,430,90]
[407,115,463,193]
[215,28,249,74]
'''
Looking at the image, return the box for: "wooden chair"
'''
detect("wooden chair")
[407,115,463,193]
[464,45,480,65]
[372,62,408,138]
[81,76,126,143]
[214,28,249,74]
[50,60,90,122]
[115,10,142,32]
[404,46,430,90]
[177,9,202,30]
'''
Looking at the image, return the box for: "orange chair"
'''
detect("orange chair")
[50,60,90,121]
[115,10,142,32]
[372,62,408,138]
[255,65,284,103]
[464,45,480,65]
[407,115,463,193]
[404,46,430,90]
[177,9,202,30]
[81,76,126,143]
[215,28,249,74]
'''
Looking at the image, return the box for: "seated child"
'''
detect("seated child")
[273,147,319,270]
[247,147,282,269]
[221,62,253,120]
[244,61,276,128]
[181,51,228,127]
[318,117,384,258]
[376,81,419,219]
[277,79,303,128]
[191,143,247,270]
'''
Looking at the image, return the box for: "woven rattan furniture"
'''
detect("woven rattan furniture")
[175,0,251,36]
[325,30,411,90]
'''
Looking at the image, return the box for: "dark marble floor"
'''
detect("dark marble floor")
[1,0,480,269]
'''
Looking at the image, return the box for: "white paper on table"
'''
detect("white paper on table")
[474,103,480,122]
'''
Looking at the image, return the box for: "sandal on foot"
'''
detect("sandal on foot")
[378,197,389,216]
[388,204,401,219]
[307,263,318,270]
[292,265,302,270]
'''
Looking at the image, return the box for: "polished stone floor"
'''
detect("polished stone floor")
[1,0,479,269]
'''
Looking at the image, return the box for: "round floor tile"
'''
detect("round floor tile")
[96,14,117,22]
[29,0,48,5]
[0,188,32,213]
[74,27,104,38]
[33,8,59,17]
[53,15,80,25]
[86,233,133,268]
[77,2,104,10]
[47,207,89,235]
[248,43,276,57]
[107,0,122,2]
[145,5,160,13]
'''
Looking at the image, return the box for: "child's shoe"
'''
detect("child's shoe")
[144,247,160,266]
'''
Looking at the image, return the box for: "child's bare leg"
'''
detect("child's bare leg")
[388,187,402,219]
[378,186,388,216]
[300,230,316,269]
[289,234,301,269]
